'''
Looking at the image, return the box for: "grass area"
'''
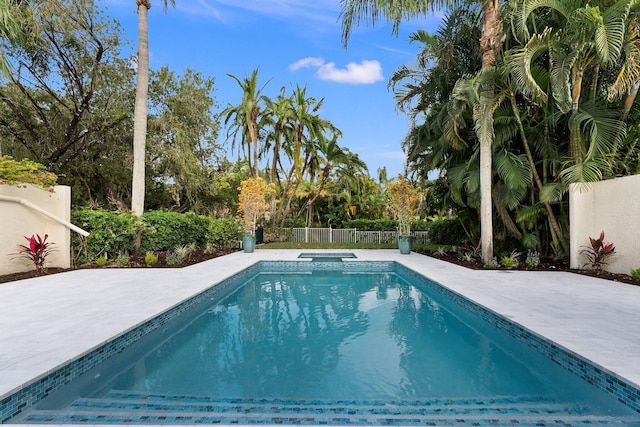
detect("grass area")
[259,242,443,251]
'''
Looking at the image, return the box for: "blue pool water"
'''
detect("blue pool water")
[4,261,640,425]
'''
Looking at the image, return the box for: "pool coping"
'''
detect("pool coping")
[1,249,640,424]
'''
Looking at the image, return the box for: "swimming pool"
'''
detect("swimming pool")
[3,259,640,425]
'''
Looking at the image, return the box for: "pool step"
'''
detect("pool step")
[17,391,640,425]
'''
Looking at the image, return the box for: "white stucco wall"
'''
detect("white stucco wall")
[0,184,71,275]
[570,175,640,275]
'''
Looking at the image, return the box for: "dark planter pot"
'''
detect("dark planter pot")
[398,235,413,255]
[242,234,256,253]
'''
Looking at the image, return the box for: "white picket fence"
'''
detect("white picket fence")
[289,227,430,245]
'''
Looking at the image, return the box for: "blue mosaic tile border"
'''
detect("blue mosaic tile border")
[260,260,394,273]
[394,262,640,414]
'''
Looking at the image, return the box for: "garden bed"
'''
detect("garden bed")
[2,248,638,287]
[414,249,640,287]
[0,248,237,284]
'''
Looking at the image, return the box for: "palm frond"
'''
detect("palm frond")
[550,45,578,113]
[495,149,532,193]
[608,18,640,101]
[559,157,610,184]
[539,181,567,202]
[573,105,626,159]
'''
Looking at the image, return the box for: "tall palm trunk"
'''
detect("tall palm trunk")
[478,0,501,263]
[569,67,585,162]
[131,0,151,216]
[249,107,259,178]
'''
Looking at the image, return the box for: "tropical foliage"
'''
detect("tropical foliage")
[385,0,640,257]
[4,0,640,262]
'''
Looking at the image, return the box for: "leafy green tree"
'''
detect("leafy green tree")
[147,66,222,212]
[0,0,135,206]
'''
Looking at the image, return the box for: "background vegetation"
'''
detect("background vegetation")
[2,0,640,264]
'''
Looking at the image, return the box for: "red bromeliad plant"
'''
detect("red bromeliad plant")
[580,231,615,273]
[16,234,55,273]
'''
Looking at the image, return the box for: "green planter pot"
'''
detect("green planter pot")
[398,235,413,255]
[242,234,256,253]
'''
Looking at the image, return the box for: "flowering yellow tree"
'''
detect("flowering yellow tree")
[237,177,275,236]
[387,174,420,236]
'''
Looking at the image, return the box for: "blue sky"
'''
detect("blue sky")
[102,0,441,179]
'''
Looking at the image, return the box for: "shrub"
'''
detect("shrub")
[71,209,141,264]
[116,254,130,266]
[145,252,158,266]
[95,256,108,267]
[427,219,468,246]
[139,211,209,252]
[206,217,242,248]
[525,250,540,268]
[72,210,239,264]
[500,250,521,269]
[0,156,60,190]
[165,251,183,266]
[631,268,640,281]
[483,257,499,269]
[342,219,430,232]
[344,219,396,231]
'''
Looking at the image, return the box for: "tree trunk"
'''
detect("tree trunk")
[478,0,501,264]
[131,0,151,216]
[478,99,494,264]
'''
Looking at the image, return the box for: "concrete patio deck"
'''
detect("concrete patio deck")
[1,249,640,424]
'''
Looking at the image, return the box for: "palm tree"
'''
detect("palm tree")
[131,0,175,217]
[507,0,630,185]
[340,0,503,263]
[289,137,366,232]
[222,68,271,178]
[263,87,294,185]
[272,86,335,233]
[0,0,25,78]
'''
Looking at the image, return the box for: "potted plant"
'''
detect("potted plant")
[387,174,420,254]
[237,177,274,253]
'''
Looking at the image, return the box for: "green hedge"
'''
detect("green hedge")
[426,219,469,246]
[139,211,209,252]
[72,209,141,263]
[207,217,242,249]
[71,209,241,264]
[343,219,430,232]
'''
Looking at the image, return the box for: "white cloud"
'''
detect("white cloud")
[290,57,383,85]
[289,57,326,71]
[317,60,383,84]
